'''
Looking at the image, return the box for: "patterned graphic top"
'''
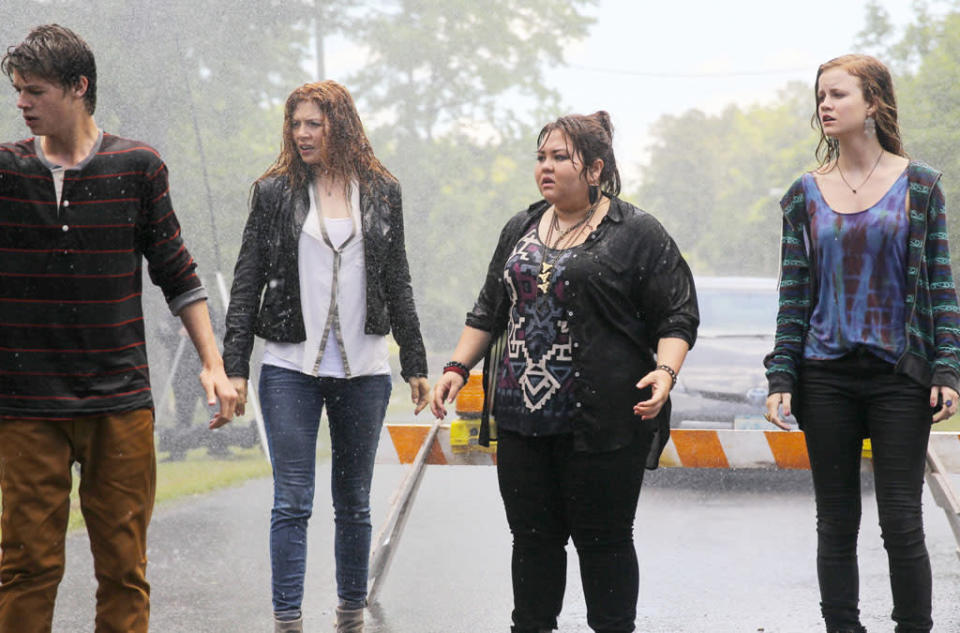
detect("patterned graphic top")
[494,224,581,435]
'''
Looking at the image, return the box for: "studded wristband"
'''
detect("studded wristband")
[655,364,678,389]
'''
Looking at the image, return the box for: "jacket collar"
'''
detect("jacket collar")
[605,196,627,223]
[359,173,392,237]
[906,160,941,196]
[291,184,309,241]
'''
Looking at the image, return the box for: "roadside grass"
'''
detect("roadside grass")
[71,446,273,531]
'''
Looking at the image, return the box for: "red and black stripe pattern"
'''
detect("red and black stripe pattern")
[0,134,202,417]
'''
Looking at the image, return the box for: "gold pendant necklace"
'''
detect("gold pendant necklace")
[537,203,596,296]
[537,262,554,295]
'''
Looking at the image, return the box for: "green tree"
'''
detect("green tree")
[634,82,817,277]
[351,0,594,140]
[855,1,960,266]
[1,1,598,352]
[634,1,960,278]
[854,0,897,57]
[0,1,314,390]
[342,0,597,346]
[0,0,312,279]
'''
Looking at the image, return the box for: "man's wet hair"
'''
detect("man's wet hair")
[2,24,97,114]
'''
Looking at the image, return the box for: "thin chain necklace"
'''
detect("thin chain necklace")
[318,180,338,197]
[836,150,884,194]
[316,169,347,198]
[537,202,597,295]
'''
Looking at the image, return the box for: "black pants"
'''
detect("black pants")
[496,427,652,633]
[798,353,933,633]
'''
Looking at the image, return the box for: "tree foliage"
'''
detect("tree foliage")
[632,1,960,277]
[634,83,818,277]
[344,0,597,346]
[0,0,312,277]
[0,0,596,352]
[350,0,594,141]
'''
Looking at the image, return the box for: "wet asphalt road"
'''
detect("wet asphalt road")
[52,464,960,633]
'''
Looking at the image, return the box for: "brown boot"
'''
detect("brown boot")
[275,617,303,632]
[334,605,364,633]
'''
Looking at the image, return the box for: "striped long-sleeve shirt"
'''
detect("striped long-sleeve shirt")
[764,161,960,394]
[0,133,205,418]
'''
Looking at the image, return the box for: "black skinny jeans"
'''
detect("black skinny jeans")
[496,426,653,633]
[798,352,933,633]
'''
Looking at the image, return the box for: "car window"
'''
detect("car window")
[697,288,778,335]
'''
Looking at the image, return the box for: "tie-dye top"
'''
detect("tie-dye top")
[493,224,579,436]
[802,170,909,363]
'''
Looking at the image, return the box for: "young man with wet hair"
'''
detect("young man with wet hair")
[0,24,237,633]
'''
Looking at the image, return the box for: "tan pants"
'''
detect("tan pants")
[0,409,156,633]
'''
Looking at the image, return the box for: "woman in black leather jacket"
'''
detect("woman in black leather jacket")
[223,80,428,633]
[431,112,698,633]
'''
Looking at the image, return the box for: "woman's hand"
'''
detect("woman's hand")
[201,364,239,430]
[764,392,793,430]
[431,372,466,420]
[930,385,959,423]
[409,376,430,415]
[230,377,248,418]
[633,368,672,420]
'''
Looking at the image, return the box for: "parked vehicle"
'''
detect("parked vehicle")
[670,276,795,429]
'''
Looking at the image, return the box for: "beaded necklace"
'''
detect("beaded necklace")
[537,203,597,295]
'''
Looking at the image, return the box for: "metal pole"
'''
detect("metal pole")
[174,32,222,272]
[173,33,271,464]
[314,4,326,80]
[925,443,960,561]
[367,419,441,603]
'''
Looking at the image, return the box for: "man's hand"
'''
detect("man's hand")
[176,300,238,430]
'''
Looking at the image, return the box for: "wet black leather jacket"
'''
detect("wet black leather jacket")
[468,196,699,454]
[223,172,427,381]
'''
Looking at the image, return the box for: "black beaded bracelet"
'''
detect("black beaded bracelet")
[655,364,678,388]
[443,361,470,383]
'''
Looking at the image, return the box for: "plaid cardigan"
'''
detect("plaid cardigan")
[765,161,960,394]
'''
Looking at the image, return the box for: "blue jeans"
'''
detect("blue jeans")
[258,364,391,618]
[798,352,932,633]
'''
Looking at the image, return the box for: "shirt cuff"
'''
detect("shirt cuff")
[168,286,209,316]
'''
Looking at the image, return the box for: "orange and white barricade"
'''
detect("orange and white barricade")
[370,374,960,591]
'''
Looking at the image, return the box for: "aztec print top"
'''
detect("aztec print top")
[493,224,578,435]
[802,170,909,364]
